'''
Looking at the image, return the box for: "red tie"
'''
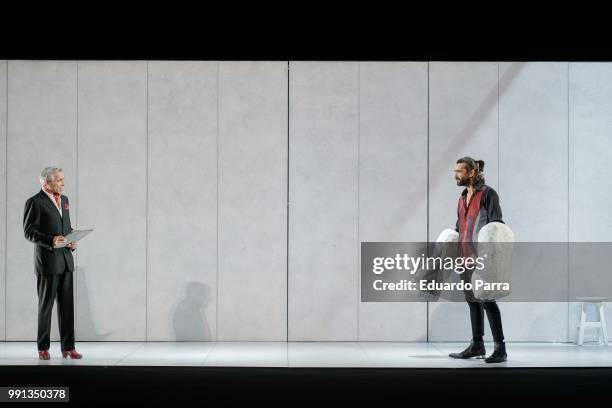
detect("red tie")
[53,193,61,209]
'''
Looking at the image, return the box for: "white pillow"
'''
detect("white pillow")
[436,228,459,243]
[472,222,515,300]
[478,222,515,243]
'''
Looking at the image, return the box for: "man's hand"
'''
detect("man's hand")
[53,236,66,247]
[67,242,78,250]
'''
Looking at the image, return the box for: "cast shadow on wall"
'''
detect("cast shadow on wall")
[76,266,114,340]
[172,281,212,341]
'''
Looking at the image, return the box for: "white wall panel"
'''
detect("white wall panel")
[288,62,359,340]
[147,61,218,341]
[217,62,287,341]
[358,62,428,341]
[6,61,77,341]
[76,61,147,340]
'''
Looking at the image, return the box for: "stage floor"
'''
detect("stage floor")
[0,341,610,367]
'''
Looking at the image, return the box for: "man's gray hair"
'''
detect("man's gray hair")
[39,167,63,186]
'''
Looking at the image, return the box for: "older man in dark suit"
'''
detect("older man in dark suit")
[23,167,82,360]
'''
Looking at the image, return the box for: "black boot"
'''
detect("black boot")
[449,340,486,359]
[485,342,507,363]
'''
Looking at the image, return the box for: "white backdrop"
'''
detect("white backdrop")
[0,61,609,342]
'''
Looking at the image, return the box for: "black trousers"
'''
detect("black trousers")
[461,267,505,343]
[36,271,75,352]
[468,300,505,343]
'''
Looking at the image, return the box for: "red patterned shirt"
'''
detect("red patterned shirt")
[455,179,504,255]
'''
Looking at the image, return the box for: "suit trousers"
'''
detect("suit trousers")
[36,271,75,352]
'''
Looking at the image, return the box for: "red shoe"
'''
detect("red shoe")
[62,349,82,359]
[38,350,50,360]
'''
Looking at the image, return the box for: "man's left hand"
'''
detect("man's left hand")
[67,242,78,250]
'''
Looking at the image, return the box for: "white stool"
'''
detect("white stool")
[575,297,608,346]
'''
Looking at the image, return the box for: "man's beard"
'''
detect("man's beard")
[456,178,469,186]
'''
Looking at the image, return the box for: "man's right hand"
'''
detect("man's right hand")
[53,236,66,247]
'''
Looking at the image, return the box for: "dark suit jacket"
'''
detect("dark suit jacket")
[23,189,75,275]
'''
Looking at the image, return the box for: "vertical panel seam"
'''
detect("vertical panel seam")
[567,62,570,342]
[216,61,219,342]
[75,61,79,338]
[426,61,430,342]
[146,61,149,341]
[4,61,7,340]
[286,61,290,341]
[497,62,500,191]
[357,62,360,341]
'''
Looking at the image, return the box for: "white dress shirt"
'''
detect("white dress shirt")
[42,189,62,218]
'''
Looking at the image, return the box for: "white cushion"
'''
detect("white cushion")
[435,228,459,243]
[472,222,515,300]
[478,222,515,243]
